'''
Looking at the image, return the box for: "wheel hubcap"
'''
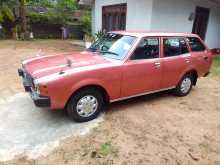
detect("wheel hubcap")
[180,77,192,94]
[76,95,98,118]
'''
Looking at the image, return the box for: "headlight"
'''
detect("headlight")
[33,80,41,95]
[33,80,48,96]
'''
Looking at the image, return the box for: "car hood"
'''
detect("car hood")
[23,51,111,78]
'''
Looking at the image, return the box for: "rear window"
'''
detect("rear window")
[187,37,206,52]
[163,38,189,57]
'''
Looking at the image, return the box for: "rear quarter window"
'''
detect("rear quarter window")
[187,37,206,52]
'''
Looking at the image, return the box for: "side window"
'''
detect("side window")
[164,38,189,57]
[187,37,206,52]
[131,38,160,60]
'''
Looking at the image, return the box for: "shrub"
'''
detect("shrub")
[28,12,65,25]
[83,33,95,42]
[81,14,91,34]
[95,30,106,40]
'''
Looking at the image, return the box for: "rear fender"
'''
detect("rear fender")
[178,67,198,86]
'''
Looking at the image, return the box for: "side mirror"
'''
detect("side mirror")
[211,48,220,56]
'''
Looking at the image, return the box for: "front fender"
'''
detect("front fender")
[71,78,108,96]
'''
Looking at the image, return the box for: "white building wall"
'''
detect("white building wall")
[92,0,220,48]
[150,0,194,32]
[92,0,153,33]
[126,0,153,31]
[91,3,96,34]
[151,0,220,48]
[206,6,220,48]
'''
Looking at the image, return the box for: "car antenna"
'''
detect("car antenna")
[66,58,72,67]
[36,49,44,57]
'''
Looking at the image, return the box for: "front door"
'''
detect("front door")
[102,3,127,31]
[122,37,162,97]
[192,6,210,40]
[161,37,191,88]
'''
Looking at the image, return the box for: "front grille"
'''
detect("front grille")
[23,70,34,88]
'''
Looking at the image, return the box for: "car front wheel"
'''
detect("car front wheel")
[67,88,104,122]
[174,74,193,97]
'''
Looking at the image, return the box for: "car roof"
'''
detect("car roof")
[111,31,199,38]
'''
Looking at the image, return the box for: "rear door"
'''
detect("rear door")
[187,37,212,76]
[161,37,191,88]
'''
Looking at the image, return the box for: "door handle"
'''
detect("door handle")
[154,62,161,68]
[203,56,209,60]
[185,58,190,63]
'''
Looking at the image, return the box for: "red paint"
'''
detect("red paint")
[21,32,213,109]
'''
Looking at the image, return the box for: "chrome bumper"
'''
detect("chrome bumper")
[18,68,51,107]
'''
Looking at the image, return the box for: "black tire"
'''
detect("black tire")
[174,74,193,97]
[67,88,104,122]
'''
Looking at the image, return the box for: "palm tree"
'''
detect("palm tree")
[0,0,17,38]
[0,2,15,23]
[0,0,29,39]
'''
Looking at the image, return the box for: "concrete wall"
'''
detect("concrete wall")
[92,0,220,48]
[206,5,220,48]
[92,0,153,33]
[151,0,220,48]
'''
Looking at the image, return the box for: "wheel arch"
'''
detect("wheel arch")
[181,69,198,86]
[65,83,110,109]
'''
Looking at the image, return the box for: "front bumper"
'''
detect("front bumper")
[18,68,51,108]
[30,91,51,107]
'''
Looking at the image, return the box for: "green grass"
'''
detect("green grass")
[211,56,220,77]
[88,141,119,165]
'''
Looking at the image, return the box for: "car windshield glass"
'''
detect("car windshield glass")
[88,33,137,60]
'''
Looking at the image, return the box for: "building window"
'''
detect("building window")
[102,3,127,32]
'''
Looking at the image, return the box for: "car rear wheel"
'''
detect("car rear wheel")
[174,74,193,97]
[67,88,104,122]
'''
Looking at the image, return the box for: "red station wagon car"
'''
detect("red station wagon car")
[18,31,215,122]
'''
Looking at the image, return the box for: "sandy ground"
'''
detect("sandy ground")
[0,40,82,98]
[0,40,220,165]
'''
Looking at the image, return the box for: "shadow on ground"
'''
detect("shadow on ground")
[108,90,175,113]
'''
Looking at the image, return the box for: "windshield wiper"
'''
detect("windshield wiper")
[100,51,119,56]
[87,47,98,52]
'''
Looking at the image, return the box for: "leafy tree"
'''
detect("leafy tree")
[56,0,78,12]
[1,0,80,38]
[81,14,91,34]
[19,0,29,39]
[0,0,16,23]
[27,0,79,25]
[27,0,55,8]
[0,0,18,38]
[27,0,78,12]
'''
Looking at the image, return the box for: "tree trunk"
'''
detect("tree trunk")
[19,0,29,40]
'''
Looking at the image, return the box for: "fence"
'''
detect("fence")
[31,23,84,39]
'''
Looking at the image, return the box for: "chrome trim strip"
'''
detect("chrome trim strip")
[110,87,175,103]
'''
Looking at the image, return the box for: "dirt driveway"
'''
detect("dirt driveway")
[0,40,220,165]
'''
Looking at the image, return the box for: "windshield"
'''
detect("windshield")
[88,33,137,60]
